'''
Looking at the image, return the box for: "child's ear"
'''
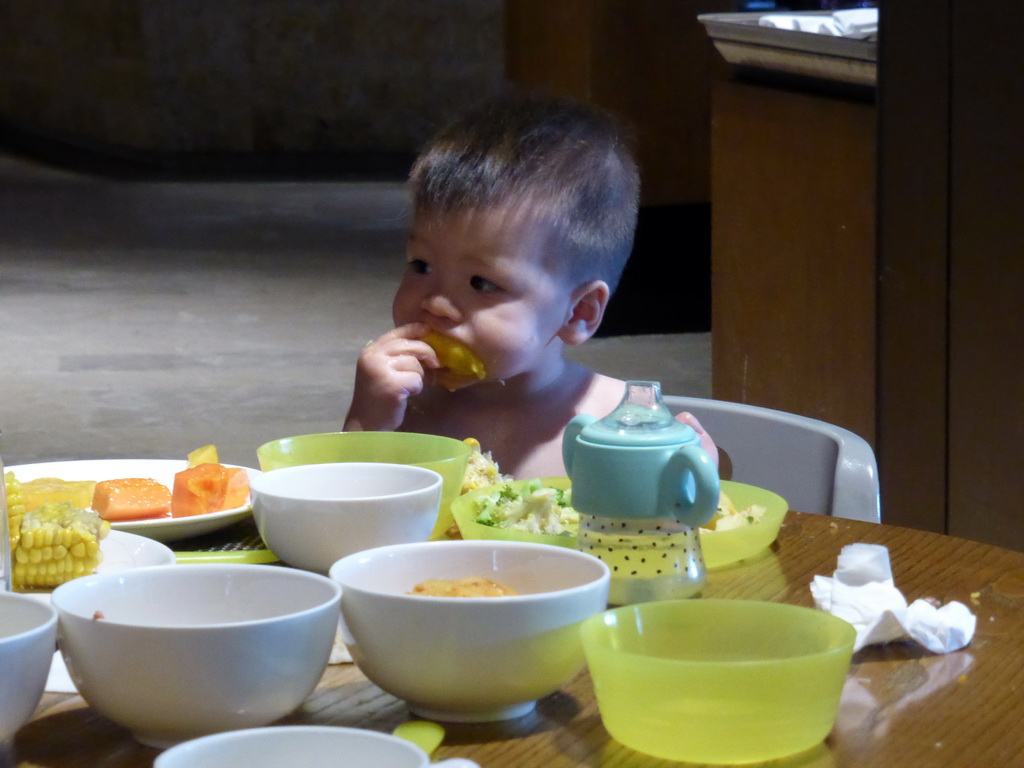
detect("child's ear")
[558,280,610,346]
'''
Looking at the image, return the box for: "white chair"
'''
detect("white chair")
[663,395,880,523]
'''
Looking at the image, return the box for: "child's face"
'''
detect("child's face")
[393,207,577,385]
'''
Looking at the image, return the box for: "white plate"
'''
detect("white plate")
[98,528,177,571]
[7,459,261,543]
[21,529,175,605]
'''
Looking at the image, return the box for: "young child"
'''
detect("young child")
[344,89,715,478]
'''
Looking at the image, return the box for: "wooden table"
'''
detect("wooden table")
[16,512,1024,767]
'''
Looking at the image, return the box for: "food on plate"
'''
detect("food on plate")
[471,479,579,537]
[20,477,97,512]
[461,437,512,493]
[172,463,249,518]
[10,500,110,590]
[702,490,767,532]
[461,472,765,540]
[187,444,220,467]
[410,576,518,597]
[423,330,486,384]
[92,477,172,521]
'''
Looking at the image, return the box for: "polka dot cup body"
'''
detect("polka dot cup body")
[579,515,705,605]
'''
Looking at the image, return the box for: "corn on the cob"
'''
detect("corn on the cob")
[423,331,486,381]
[12,501,110,590]
[5,471,26,551]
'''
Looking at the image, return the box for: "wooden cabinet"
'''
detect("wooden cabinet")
[710,80,877,446]
[711,2,1024,551]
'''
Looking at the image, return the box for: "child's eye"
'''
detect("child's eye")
[470,275,500,292]
[408,259,431,275]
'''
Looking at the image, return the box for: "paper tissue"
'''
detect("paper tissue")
[810,543,976,654]
[759,8,878,39]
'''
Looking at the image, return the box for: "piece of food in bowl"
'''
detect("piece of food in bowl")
[329,540,611,722]
[702,490,767,532]
[471,479,578,537]
[10,500,110,591]
[460,437,511,493]
[410,576,518,597]
[92,477,173,521]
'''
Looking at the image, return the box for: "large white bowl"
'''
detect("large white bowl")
[154,726,480,768]
[0,593,58,743]
[51,564,341,748]
[250,462,443,573]
[329,540,611,722]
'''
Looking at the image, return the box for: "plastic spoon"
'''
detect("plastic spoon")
[393,720,445,756]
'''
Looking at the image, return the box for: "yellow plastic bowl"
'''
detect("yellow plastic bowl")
[452,479,786,568]
[581,599,855,764]
[451,477,575,548]
[702,481,788,570]
[257,432,471,539]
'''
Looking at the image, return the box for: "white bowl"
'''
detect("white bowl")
[51,564,341,747]
[251,463,443,573]
[154,726,480,768]
[329,540,611,722]
[0,593,58,743]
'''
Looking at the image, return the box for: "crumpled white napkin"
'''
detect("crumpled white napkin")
[810,543,976,653]
[759,9,878,39]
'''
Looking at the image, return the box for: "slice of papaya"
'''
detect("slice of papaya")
[172,463,229,518]
[222,466,250,510]
[92,478,172,521]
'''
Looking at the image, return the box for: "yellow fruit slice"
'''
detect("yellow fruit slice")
[422,331,486,381]
[187,444,219,468]
[20,477,98,512]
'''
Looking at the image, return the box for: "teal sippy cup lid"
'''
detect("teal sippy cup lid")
[579,381,697,447]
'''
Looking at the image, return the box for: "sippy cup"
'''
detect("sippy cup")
[562,381,720,604]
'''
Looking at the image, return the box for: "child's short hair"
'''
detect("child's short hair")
[409,89,640,292]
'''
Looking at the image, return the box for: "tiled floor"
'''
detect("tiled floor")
[0,150,710,469]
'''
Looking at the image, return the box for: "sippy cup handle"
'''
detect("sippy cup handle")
[658,443,720,528]
[562,414,597,476]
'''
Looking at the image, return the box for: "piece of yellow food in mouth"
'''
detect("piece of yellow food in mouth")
[422,330,486,381]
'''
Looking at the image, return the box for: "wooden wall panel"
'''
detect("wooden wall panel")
[505,0,733,206]
[874,1,950,534]
[711,81,877,444]
[946,2,1024,550]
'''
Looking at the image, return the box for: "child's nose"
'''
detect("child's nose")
[421,293,461,321]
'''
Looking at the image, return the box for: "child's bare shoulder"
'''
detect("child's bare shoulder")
[574,372,626,419]
[400,367,624,478]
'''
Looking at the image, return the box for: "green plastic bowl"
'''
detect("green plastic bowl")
[256,432,471,540]
[702,481,788,570]
[451,477,576,548]
[581,599,856,764]
[452,478,787,568]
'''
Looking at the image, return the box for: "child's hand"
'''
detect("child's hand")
[675,411,720,469]
[344,323,439,432]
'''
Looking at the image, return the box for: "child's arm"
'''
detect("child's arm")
[675,411,720,469]
[344,323,439,432]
